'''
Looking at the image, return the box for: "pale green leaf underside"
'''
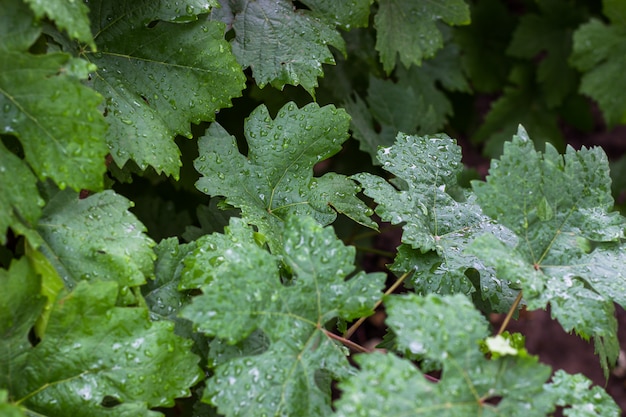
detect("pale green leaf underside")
[0,144,44,245]
[0,51,108,191]
[333,293,618,416]
[471,126,626,376]
[353,133,516,311]
[181,216,385,417]
[6,281,202,416]
[37,190,156,290]
[227,0,345,95]
[571,19,626,125]
[194,102,376,250]
[84,0,245,177]
[24,0,95,48]
[374,0,470,73]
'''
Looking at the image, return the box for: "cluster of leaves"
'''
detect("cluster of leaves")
[2,0,626,416]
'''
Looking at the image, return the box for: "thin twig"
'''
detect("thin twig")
[497,291,523,336]
[324,329,371,353]
[344,270,413,339]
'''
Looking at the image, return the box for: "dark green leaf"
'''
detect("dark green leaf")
[374,0,470,73]
[226,0,345,95]
[23,0,95,48]
[571,18,626,126]
[83,0,245,177]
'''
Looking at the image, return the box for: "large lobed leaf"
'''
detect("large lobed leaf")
[80,0,245,177]
[0,261,203,416]
[194,102,376,251]
[0,0,108,191]
[23,0,94,48]
[180,215,385,417]
[219,0,346,96]
[36,190,156,291]
[470,126,626,376]
[333,293,619,416]
[346,38,470,165]
[352,133,517,313]
[374,0,470,73]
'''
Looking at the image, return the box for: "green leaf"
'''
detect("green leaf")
[23,0,95,49]
[299,0,371,30]
[507,0,586,107]
[6,280,203,416]
[180,215,385,417]
[225,0,345,96]
[36,190,156,290]
[333,293,618,416]
[374,0,470,73]
[82,0,245,177]
[454,0,516,93]
[571,18,626,126]
[472,63,564,157]
[0,258,46,391]
[0,50,108,190]
[0,390,25,417]
[0,143,44,245]
[182,198,240,242]
[346,38,469,164]
[470,126,626,376]
[603,0,626,24]
[194,102,376,251]
[0,0,42,52]
[353,133,517,312]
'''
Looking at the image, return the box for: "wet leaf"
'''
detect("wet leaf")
[180,215,385,417]
[23,0,95,48]
[353,133,517,313]
[37,190,156,291]
[83,0,245,177]
[194,101,376,251]
[4,280,203,416]
[470,126,626,377]
[333,293,618,417]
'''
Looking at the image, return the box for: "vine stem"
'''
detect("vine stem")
[323,329,439,383]
[343,270,412,339]
[497,291,523,336]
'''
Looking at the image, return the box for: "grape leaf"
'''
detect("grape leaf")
[507,0,586,107]
[0,29,108,191]
[36,190,156,291]
[0,0,42,52]
[23,0,95,48]
[4,280,203,416]
[472,63,564,157]
[333,293,619,416]
[223,0,345,96]
[570,18,626,126]
[194,102,376,251]
[470,126,626,376]
[0,390,25,417]
[603,0,626,24]
[454,0,516,93]
[299,0,371,30]
[346,39,469,164]
[0,143,44,245]
[374,0,470,73]
[182,198,240,242]
[81,0,245,177]
[180,215,385,417]
[352,133,517,311]
[0,258,46,391]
